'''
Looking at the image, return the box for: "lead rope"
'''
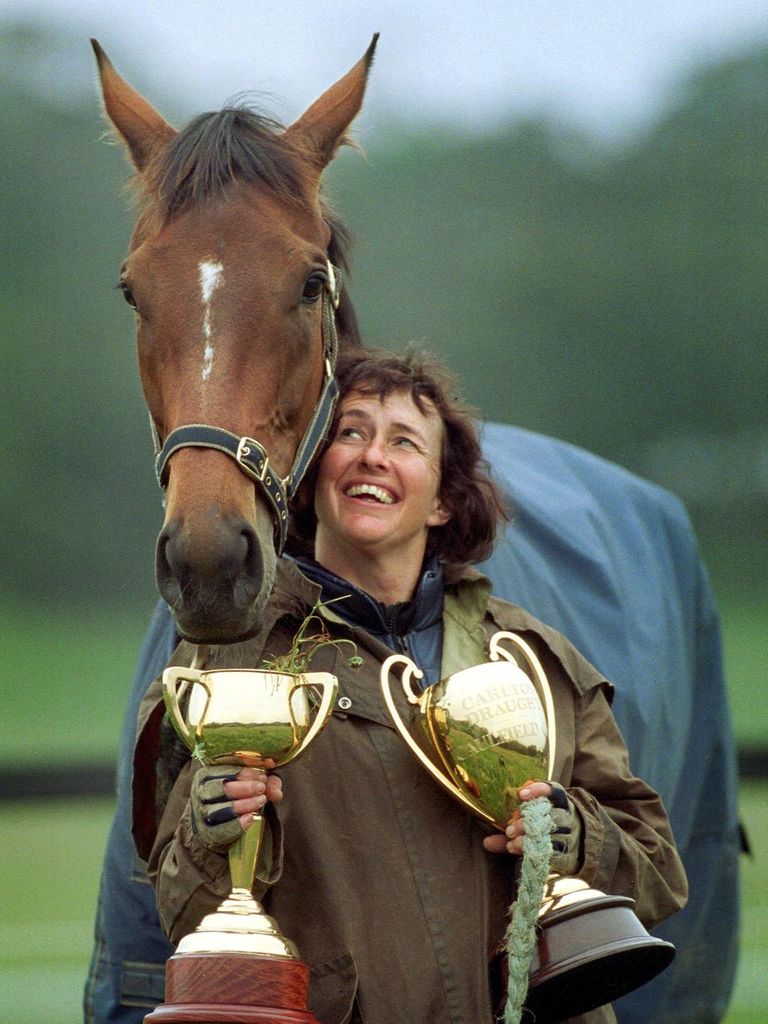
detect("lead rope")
[502,796,554,1024]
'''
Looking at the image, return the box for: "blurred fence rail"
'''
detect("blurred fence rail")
[737,748,768,780]
[1,749,766,801]
[0,762,117,800]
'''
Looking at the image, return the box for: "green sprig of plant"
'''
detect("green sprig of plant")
[261,597,361,674]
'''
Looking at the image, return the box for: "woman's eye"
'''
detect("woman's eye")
[301,273,325,303]
[337,426,363,441]
[394,436,417,449]
[118,280,137,309]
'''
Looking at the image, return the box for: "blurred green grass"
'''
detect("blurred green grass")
[717,594,768,747]
[0,798,114,1024]
[0,600,149,763]
[730,782,768,1023]
[0,785,764,1023]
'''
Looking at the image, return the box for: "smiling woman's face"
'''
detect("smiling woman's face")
[313,389,451,573]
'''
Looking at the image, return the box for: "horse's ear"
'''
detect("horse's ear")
[285,34,378,172]
[91,39,176,171]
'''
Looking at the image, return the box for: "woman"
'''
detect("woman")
[134,349,687,1024]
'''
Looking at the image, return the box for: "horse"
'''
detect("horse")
[92,36,376,643]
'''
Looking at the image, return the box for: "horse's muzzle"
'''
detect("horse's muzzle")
[155,515,273,642]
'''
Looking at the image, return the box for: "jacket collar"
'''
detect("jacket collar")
[291,553,444,638]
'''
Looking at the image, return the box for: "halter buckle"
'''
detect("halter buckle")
[236,436,270,482]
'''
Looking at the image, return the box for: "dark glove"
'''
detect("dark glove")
[547,781,583,875]
[189,764,243,852]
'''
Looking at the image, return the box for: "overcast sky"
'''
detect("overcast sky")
[4,1,768,137]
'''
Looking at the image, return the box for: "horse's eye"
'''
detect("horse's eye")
[301,273,325,303]
[118,280,138,310]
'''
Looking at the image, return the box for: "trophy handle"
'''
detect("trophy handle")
[288,672,338,759]
[489,631,557,778]
[162,666,206,754]
[380,654,472,811]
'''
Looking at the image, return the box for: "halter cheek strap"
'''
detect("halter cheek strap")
[153,260,342,553]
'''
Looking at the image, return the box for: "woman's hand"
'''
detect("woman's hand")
[482,781,582,874]
[482,781,554,855]
[189,764,284,852]
[224,767,284,830]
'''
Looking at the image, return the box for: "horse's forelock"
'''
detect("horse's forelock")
[141,106,306,217]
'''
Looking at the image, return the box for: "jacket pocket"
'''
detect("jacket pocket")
[308,952,361,1024]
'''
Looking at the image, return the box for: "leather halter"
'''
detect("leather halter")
[153,261,342,553]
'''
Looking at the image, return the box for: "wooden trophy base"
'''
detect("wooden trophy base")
[144,952,319,1024]
[525,888,675,1021]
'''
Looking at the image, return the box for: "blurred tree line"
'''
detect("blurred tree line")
[2,23,766,608]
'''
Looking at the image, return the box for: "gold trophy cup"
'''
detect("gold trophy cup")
[381,631,674,1022]
[144,665,338,1024]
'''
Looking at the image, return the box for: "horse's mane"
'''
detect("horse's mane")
[140,106,360,345]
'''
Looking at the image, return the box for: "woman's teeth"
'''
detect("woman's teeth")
[345,484,395,504]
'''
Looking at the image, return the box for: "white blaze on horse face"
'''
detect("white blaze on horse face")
[199,260,224,382]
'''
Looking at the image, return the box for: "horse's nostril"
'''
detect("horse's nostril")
[155,528,184,607]
[232,523,263,610]
[240,523,263,574]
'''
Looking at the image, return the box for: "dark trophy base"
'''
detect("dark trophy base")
[525,890,675,1022]
[144,952,319,1024]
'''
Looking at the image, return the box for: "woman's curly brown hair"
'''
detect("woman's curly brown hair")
[290,348,508,568]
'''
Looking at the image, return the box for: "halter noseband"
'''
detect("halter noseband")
[153,260,342,553]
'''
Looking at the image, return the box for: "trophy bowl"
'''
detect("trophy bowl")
[380,631,674,1022]
[164,666,338,773]
[401,655,552,829]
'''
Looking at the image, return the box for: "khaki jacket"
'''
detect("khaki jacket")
[133,560,687,1024]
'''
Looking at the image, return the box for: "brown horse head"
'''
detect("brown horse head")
[93,37,374,642]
